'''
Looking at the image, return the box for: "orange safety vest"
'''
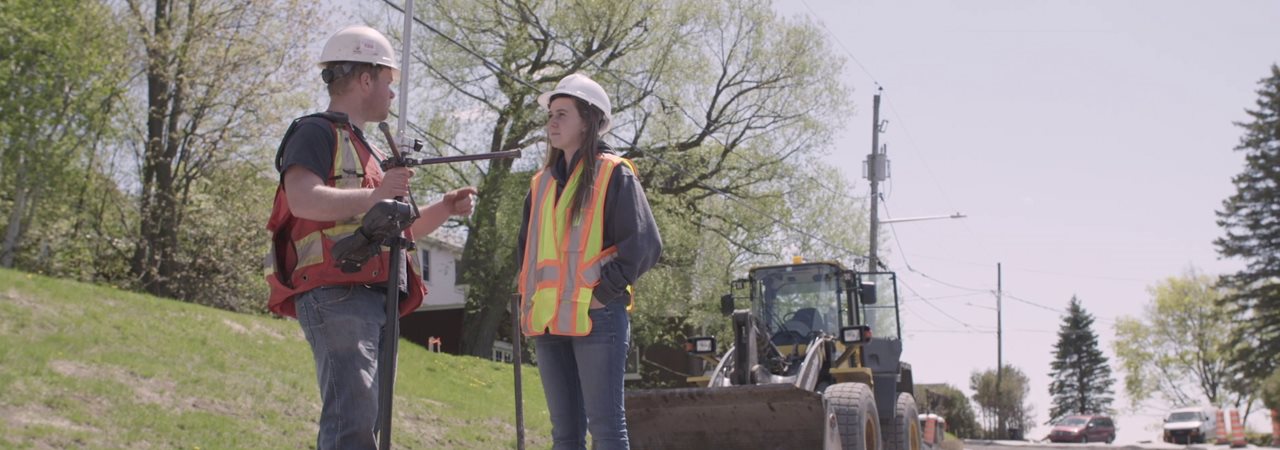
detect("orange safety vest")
[518,153,635,337]
[264,113,426,318]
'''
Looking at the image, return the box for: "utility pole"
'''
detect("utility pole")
[996,262,1004,439]
[865,89,887,272]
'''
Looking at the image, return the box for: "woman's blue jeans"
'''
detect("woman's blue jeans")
[533,301,632,450]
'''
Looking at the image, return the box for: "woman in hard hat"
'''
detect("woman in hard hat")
[516,73,663,449]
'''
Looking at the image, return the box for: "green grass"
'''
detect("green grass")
[0,268,552,449]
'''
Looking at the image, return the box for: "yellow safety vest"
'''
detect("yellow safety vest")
[518,153,635,336]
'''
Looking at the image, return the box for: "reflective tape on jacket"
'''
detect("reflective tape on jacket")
[518,153,633,336]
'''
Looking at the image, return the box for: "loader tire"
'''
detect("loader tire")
[885,393,922,450]
[824,382,881,450]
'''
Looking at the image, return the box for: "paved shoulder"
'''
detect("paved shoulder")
[962,439,1261,450]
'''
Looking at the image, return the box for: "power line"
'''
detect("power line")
[963,301,997,311]
[904,292,990,301]
[1003,327,1054,334]
[1005,266,1149,283]
[900,301,947,330]
[898,277,990,331]
[380,0,877,265]
[510,0,879,242]
[1001,292,1117,324]
[790,1,1004,272]
[900,252,1150,284]
[881,195,993,293]
[796,0,882,89]
[786,4,1088,343]
[380,2,1128,349]
[1003,293,1065,314]
[909,329,995,335]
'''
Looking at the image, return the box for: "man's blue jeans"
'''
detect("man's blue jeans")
[534,301,632,450]
[296,285,386,450]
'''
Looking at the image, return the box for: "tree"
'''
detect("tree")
[1113,269,1256,418]
[916,383,980,439]
[392,0,852,357]
[971,365,1035,439]
[0,0,128,272]
[1262,370,1280,411]
[1215,64,1280,402]
[1047,296,1114,424]
[118,0,320,303]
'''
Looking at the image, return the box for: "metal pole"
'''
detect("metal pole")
[511,294,526,450]
[867,91,882,272]
[376,3,416,441]
[996,262,1003,439]
[377,240,403,450]
[395,0,413,149]
[402,150,523,166]
[373,126,416,450]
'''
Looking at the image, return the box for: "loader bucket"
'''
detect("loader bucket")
[625,384,826,450]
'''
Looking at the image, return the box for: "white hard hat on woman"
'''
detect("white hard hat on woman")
[537,73,612,134]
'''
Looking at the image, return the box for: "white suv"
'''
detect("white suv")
[1163,407,1216,444]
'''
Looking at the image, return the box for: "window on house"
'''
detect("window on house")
[491,341,514,364]
[419,249,430,282]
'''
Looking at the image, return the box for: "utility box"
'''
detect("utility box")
[863,153,890,182]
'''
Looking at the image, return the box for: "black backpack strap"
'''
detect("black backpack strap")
[273,112,351,172]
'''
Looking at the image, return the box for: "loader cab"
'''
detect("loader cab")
[750,263,846,346]
[745,263,902,347]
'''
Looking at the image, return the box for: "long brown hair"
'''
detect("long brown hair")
[544,94,607,221]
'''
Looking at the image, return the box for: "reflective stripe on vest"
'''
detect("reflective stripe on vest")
[333,126,364,191]
[518,154,631,336]
[262,129,365,278]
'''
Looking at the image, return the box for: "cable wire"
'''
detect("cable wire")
[380,0,875,264]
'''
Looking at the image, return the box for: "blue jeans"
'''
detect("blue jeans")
[534,301,632,450]
[296,285,387,450]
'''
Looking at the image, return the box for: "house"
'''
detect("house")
[399,234,644,378]
[399,234,467,354]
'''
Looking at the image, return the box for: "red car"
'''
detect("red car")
[1048,415,1116,444]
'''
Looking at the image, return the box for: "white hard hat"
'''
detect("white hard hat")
[538,73,612,133]
[318,25,399,73]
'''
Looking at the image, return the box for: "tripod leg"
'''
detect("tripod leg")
[511,294,525,450]
[376,241,403,450]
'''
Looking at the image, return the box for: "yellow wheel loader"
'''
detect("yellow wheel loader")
[625,262,922,450]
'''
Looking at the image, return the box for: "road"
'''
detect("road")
[964,440,1267,450]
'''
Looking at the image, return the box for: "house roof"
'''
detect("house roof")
[417,231,465,254]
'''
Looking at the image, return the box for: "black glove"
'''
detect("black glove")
[331,199,416,273]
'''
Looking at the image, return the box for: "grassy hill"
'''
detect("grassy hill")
[0,269,551,449]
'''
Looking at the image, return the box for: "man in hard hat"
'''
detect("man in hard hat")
[264,25,476,449]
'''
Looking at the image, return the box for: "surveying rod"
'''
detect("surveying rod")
[373,122,412,450]
[372,2,523,447]
[373,121,519,449]
[376,1,417,446]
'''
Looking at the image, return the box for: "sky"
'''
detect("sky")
[768,0,1280,443]
[313,0,1280,442]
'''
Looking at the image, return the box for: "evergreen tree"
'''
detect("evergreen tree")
[1216,64,1280,385]
[1047,296,1115,424]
